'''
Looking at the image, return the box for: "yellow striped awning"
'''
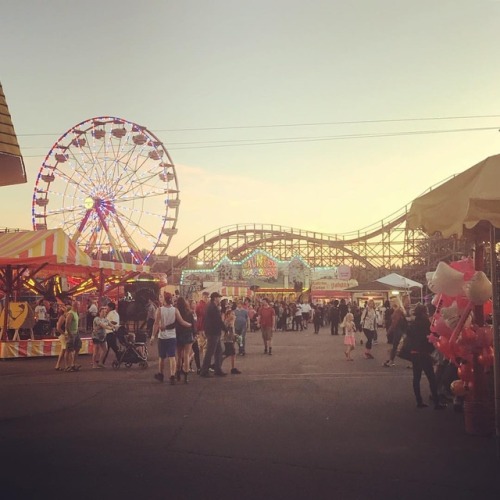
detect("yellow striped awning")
[0,229,149,276]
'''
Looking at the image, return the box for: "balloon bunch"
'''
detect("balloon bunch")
[427,258,494,393]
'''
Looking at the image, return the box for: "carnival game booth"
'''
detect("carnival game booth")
[0,229,149,359]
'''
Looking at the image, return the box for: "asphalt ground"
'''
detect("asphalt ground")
[1,325,500,500]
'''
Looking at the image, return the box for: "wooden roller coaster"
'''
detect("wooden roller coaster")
[156,191,470,284]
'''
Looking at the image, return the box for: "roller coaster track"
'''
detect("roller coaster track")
[158,175,469,282]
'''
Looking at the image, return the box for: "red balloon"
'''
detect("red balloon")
[441,294,455,307]
[433,317,453,338]
[455,295,470,311]
[484,299,493,315]
[437,336,453,358]
[450,258,475,281]
[458,362,474,383]
[450,341,467,359]
[460,327,477,345]
[478,346,494,368]
[476,326,493,348]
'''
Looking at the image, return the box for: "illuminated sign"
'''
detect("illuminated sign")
[242,253,278,279]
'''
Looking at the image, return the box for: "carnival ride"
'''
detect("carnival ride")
[31,116,180,264]
[162,200,469,284]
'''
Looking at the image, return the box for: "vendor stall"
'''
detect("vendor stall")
[407,153,500,446]
[344,280,413,308]
[0,228,149,358]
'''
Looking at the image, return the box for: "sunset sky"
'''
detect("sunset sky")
[2,0,500,257]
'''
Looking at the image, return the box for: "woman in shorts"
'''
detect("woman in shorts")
[151,292,192,385]
[92,307,108,368]
[54,305,70,371]
[175,297,196,384]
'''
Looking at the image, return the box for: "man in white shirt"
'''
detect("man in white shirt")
[35,299,47,321]
[301,302,312,330]
[34,299,48,337]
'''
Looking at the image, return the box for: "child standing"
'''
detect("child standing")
[343,312,356,361]
[222,309,241,374]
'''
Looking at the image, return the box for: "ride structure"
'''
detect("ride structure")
[32,116,180,264]
[160,202,469,284]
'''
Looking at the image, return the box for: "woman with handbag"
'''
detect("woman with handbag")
[361,299,377,359]
[406,304,445,410]
[175,296,196,384]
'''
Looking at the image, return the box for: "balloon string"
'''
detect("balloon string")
[430,294,443,332]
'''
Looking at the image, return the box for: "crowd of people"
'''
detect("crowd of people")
[53,300,119,372]
[42,290,457,410]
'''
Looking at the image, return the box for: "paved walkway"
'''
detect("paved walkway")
[1,326,499,499]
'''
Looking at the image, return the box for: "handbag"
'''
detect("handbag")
[396,334,412,361]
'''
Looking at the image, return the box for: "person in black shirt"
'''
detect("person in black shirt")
[199,292,227,377]
[330,300,340,335]
[407,304,445,410]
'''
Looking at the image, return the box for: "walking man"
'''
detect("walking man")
[258,298,276,355]
[65,300,82,371]
[199,292,227,377]
[330,300,340,335]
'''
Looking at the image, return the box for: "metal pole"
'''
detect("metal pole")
[2,266,12,341]
[489,224,500,459]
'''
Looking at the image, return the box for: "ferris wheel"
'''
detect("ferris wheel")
[32,116,180,264]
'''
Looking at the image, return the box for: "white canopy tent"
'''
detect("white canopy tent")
[376,273,423,301]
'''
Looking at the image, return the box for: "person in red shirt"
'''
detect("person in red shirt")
[258,298,276,355]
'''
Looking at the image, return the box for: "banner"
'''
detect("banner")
[311,278,358,291]
[0,302,35,330]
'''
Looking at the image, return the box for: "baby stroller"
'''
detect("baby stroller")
[250,316,259,332]
[108,326,148,369]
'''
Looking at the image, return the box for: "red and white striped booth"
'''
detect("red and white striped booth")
[0,338,93,359]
